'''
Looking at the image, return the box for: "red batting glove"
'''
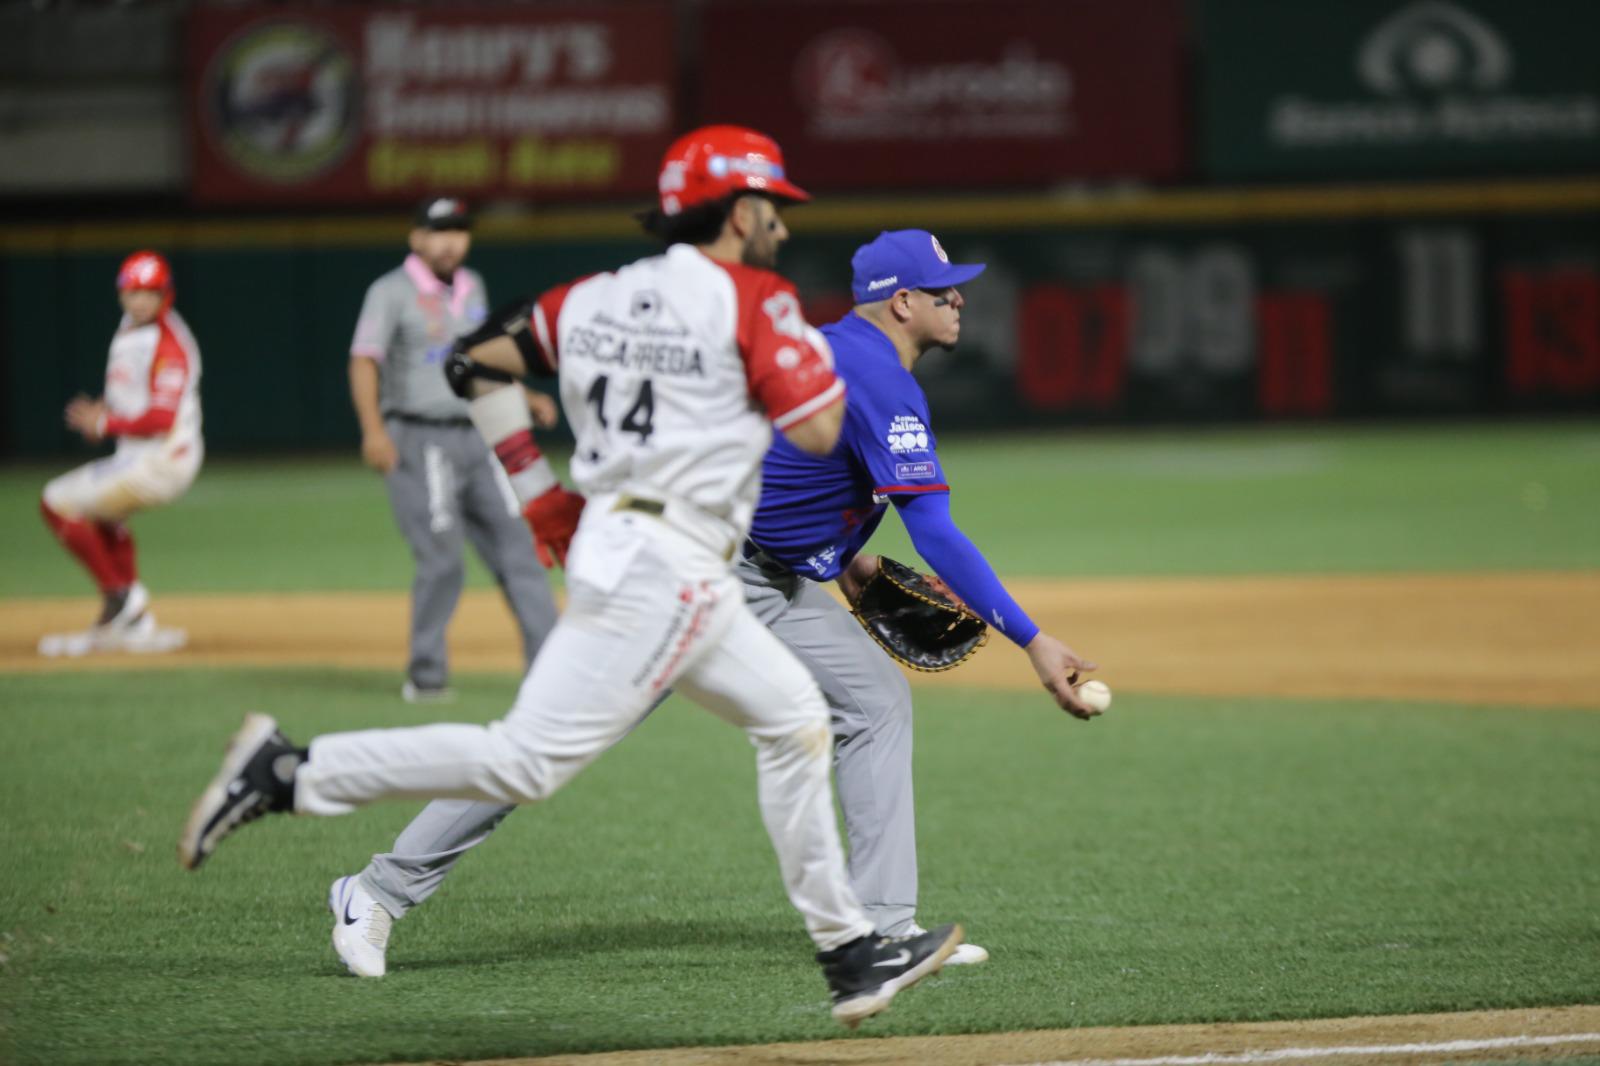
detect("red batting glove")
[522,486,586,568]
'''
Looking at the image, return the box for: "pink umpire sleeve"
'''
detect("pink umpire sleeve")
[350,280,394,361]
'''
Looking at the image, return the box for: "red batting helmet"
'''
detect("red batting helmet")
[117,250,172,293]
[656,125,810,217]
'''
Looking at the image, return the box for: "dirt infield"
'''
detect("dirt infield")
[4,572,1598,708]
[423,1005,1600,1065]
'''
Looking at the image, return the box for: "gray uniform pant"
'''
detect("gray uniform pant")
[359,549,920,935]
[384,418,560,687]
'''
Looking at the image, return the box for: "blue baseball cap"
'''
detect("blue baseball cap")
[850,230,986,303]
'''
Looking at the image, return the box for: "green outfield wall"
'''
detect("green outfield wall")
[4,178,1598,456]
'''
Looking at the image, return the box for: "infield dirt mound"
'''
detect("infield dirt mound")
[2,572,1597,708]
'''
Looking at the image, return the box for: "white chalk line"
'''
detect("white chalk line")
[1012,1031,1600,1066]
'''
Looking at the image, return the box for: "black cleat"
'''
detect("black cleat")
[816,922,962,1028]
[178,713,299,870]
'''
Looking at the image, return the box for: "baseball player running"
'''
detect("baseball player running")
[180,126,963,1028]
[320,230,1101,982]
[349,197,559,701]
[38,250,199,657]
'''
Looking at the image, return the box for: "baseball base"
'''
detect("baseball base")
[38,626,188,658]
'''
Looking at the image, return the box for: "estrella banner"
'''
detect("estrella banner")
[187,3,676,204]
[697,0,1188,190]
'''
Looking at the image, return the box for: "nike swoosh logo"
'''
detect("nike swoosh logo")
[342,889,359,926]
[872,949,912,968]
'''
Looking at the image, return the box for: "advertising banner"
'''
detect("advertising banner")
[699,0,1187,190]
[1202,0,1600,180]
[187,4,676,204]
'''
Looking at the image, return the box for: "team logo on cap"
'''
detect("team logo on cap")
[707,154,787,182]
[658,160,687,215]
[427,198,463,220]
[659,161,687,193]
[123,257,165,288]
[930,234,949,263]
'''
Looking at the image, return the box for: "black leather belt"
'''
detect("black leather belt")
[612,494,737,560]
[386,412,473,428]
[740,538,787,572]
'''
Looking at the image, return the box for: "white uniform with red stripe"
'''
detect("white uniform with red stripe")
[44,309,204,521]
[295,243,878,951]
[532,243,841,549]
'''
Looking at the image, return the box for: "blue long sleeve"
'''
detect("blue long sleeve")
[895,491,1039,647]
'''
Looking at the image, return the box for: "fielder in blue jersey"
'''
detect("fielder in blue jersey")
[322,230,1101,978]
[753,229,1098,688]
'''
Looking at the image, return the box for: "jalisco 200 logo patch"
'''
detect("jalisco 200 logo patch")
[205,21,359,184]
[884,414,930,454]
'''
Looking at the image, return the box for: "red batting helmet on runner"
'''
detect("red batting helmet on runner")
[117,250,172,293]
[656,125,810,217]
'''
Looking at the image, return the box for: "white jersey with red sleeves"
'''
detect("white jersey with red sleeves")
[532,243,841,539]
[103,308,203,460]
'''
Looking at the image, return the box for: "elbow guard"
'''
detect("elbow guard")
[462,296,544,369]
[458,296,532,350]
[443,345,515,399]
[444,295,541,398]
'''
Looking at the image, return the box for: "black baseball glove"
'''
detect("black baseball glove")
[850,557,988,672]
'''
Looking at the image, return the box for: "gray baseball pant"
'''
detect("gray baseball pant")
[384,418,559,687]
[359,549,920,935]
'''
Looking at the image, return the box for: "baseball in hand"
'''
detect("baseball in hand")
[1075,679,1112,712]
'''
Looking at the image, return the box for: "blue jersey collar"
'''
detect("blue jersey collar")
[831,311,903,369]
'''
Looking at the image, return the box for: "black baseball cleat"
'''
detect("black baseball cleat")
[178,713,301,870]
[816,922,963,1028]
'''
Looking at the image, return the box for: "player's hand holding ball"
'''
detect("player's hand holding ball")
[1075,679,1112,713]
[1025,631,1103,720]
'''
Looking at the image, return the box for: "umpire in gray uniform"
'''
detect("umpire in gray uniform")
[348,197,559,700]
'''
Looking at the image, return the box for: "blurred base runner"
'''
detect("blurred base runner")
[38,250,201,658]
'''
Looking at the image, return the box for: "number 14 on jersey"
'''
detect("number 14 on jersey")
[585,374,655,443]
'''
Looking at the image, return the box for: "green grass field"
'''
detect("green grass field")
[2,421,1597,598]
[2,423,1598,1066]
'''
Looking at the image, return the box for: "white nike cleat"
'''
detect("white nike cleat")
[329,875,393,978]
[907,922,988,965]
[40,583,164,658]
[104,581,150,629]
[91,585,186,654]
[102,613,187,654]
